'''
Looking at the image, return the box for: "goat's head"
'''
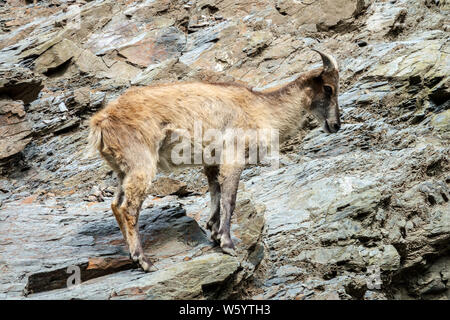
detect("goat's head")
[307,49,341,133]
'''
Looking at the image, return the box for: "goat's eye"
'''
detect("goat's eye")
[324,85,333,95]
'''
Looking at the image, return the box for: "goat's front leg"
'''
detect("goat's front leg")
[217,165,243,256]
[204,166,221,243]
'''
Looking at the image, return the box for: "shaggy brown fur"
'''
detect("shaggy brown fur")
[88,50,341,272]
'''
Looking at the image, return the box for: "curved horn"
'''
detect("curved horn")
[312,49,338,73]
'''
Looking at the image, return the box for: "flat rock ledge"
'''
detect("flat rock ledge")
[0,196,265,300]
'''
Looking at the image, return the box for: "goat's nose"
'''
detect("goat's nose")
[331,122,341,132]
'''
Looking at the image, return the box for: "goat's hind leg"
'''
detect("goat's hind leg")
[111,174,127,242]
[102,154,128,244]
[108,147,157,272]
[119,166,157,272]
[204,166,221,243]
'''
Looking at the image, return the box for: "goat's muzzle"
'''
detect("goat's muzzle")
[324,119,341,133]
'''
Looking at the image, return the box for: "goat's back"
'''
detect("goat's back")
[89,82,272,171]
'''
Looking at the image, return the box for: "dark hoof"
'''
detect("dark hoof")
[221,245,236,256]
[139,257,157,272]
[130,254,157,272]
[210,229,220,243]
[206,219,216,231]
[220,236,236,256]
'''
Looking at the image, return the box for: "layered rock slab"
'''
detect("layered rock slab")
[0,193,264,299]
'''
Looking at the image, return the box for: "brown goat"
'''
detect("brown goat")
[88,50,340,271]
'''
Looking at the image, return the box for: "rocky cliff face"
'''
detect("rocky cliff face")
[0,0,448,300]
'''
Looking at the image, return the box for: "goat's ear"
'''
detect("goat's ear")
[313,75,324,84]
[311,49,338,73]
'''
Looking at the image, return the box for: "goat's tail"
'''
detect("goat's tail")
[86,123,103,158]
[85,112,111,159]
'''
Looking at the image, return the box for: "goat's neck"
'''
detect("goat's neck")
[263,78,313,142]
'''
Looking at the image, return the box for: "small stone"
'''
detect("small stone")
[58,102,68,112]
[357,41,368,47]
